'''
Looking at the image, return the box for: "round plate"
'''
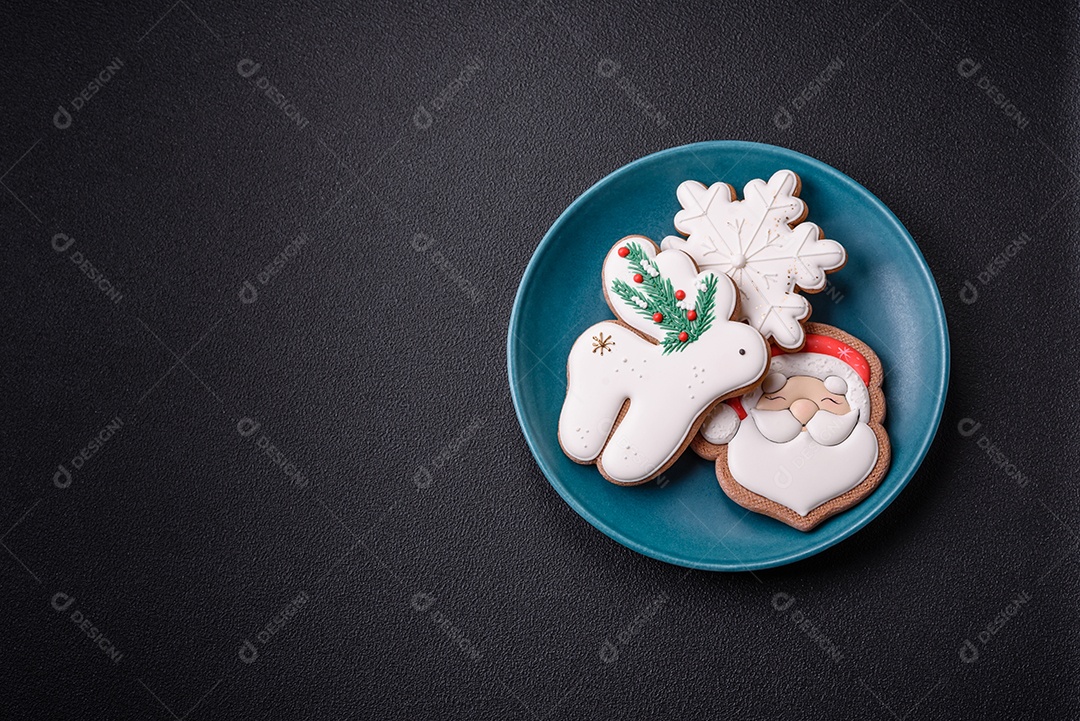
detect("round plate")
[507,141,949,571]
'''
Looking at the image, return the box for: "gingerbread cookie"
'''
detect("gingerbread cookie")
[661,170,846,351]
[692,323,890,531]
[559,236,769,485]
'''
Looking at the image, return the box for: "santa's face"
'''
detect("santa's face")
[750,375,860,447]
[727,374,879,517]
[755,375,850,419]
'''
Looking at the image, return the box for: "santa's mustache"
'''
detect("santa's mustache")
[749,408,860,446]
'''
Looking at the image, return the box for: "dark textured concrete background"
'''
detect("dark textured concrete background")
[2,1,1078,718]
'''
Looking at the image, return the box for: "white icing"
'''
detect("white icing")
[727,415,879,516]
[660,170,846,351]
[749,408,804,444]
[824,375,848,395]
[700,403,740,445]
[560,243,769,484]
[804,408,860,446]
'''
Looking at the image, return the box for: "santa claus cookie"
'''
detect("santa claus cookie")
[661,170,846,351]
[559,236,769,485]
[692,323,890,531]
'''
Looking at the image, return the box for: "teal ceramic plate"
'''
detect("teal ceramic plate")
[507,141,949,571]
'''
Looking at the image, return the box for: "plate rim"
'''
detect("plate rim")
[507,140,951,571]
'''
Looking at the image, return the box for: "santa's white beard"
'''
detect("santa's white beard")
[727,412,879,517]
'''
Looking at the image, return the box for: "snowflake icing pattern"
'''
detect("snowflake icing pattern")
[661,170,846,350]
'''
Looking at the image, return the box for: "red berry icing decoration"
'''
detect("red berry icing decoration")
[633,273,643,283]
[686,310,697,321]
[675,289,686,300]
[617,246,630,257]
[678,331,689,342]
[652,312,664,323]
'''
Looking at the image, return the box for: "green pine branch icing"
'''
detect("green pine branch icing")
[609,242,717,354]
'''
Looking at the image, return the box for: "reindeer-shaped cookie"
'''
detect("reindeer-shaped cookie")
[558,236,769,485]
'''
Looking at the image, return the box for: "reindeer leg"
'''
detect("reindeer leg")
[558,322,646,464]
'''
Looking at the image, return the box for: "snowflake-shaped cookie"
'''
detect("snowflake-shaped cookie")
[660,170,845,350]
